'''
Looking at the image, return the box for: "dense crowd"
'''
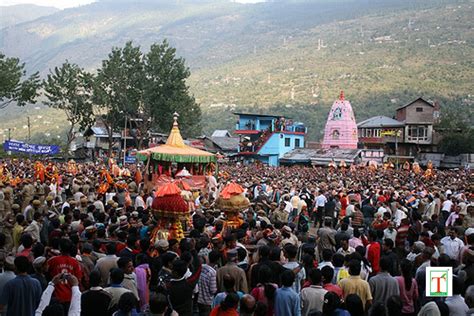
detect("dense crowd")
[0,158,472,316]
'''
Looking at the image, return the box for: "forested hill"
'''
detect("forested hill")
[1,0,473,141]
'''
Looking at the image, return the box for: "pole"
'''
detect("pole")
[27,116,31,142]
[395,132,399,170]
[123,116,127,166]
[8,128,11,141]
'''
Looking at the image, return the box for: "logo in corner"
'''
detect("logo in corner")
[426,267,453,297]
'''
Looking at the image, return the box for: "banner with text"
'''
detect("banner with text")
[3,140,60,155]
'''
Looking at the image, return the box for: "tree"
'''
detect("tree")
[143,40,201,138]
[94,40,201,156]
[437,104,474,155]
[43,61,95,156]
[94,41,144,157]
[0,52,40,109]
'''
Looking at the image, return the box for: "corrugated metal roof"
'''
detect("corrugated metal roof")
[281,148,361,165]
[211,137,240,151]
[211,130,231,137]
[357,116,404,128]
[91,126,107,135]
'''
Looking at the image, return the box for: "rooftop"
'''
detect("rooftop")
[233,112,289,119]
[211,130,231,137]
[211,136,240,151]
[396,97,433,111]
[357,116,404,128]
[281,148,362,165]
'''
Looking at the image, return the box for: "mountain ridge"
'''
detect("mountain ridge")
[0,0,472,142]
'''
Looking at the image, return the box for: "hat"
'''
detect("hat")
[46,195,54,202]
[12,204,20,210]
[33,256,46,268]
[119,215,128,222]
[131,211,139,218]
[155,239,169,250]
[32,200,41,207]
[257,210,266,216]
[5,256,15,269]
[107,200,115,206]
[282,226,292,234]
[465,228,474,237]
[48,211,57,220]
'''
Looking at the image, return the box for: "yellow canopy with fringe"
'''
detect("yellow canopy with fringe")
[137,113,216,163]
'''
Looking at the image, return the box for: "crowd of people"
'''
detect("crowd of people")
[0,158,472,316]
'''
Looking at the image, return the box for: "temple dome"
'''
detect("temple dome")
[321,91,358,149]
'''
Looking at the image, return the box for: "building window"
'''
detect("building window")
[416,107,423,112]
[332,130,340,140]
[407,126,428,141]
[295,138,301,148]
[374,129,381,138]
[284,137,291,147]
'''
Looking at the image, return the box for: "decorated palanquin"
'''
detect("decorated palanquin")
[151,182,189,243]
[137,113,217,192]
[215,183,250,229]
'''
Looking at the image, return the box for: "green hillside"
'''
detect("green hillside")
[0,0,473,142]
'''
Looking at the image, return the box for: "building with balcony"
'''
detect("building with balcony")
[358,97,441,159]
[234,113,306,166]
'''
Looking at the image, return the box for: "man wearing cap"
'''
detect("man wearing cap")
[31,256,48,290]
[217,248,248,293]
[24,199,40,223]
[0,256,16,312]
[281,226,298,247]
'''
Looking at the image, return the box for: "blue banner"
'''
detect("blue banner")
[125,156,137,164]
[3,140,60,155]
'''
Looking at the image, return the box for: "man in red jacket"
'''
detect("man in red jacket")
[47,238,83,303]
[366,230,380,275]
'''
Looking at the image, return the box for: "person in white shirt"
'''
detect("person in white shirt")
[134,191,145,209]
[35,273,81,316]
[336,236,355,256]
[440,228,465,263]
[145,190,155,209]
[383,222,397,243]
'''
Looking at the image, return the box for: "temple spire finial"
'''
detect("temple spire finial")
[339,90,345,101]
[173,112,179,127]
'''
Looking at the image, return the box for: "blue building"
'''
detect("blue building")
[234,113,306,166]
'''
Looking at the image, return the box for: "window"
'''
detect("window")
[374,129,381,138]
[407,125,428,141]
[295,138,301,148]
[332,130,340,140]
[284,138,291,147]
[416,107,423,112]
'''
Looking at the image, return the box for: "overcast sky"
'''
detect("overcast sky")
[1,0,96,9]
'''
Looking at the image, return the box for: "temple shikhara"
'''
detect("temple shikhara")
[321,91,358,149]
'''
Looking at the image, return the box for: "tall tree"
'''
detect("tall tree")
[94,41,144,157]
[144,40,201,138]
[43,61,95,156]
[0,52,40,109]
[94,40,201,155]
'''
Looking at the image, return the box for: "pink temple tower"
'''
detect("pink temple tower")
[321,91,358,149]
